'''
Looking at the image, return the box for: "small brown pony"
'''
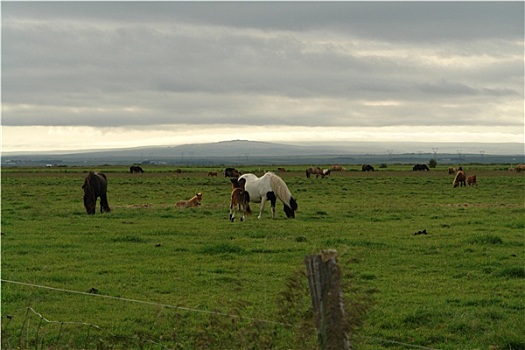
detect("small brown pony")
[208,172,218,177]
[453,171,467,188]
[229,178,251,222]
[467,175,477,186]
[176,193,202,208]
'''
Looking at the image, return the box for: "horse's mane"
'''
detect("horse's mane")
[83,172,96,195]
[266,172,297,209]
[453,170,465,184]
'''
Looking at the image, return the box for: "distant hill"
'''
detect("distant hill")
[3,140,524,167]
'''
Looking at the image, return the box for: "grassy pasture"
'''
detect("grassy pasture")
[1,165,524,349]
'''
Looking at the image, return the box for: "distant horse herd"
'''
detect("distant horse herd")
[83,163,524,216]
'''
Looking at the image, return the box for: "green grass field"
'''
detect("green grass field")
[1,164,524,349]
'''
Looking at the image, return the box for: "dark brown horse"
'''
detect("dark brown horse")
[224,167,240,178]
[82,172,111,214]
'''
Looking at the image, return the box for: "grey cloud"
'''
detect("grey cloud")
[2,2,523,130]
[417,80,519,97]
[4,2,523,41]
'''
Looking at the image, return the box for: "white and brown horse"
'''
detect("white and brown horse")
[176,193,202,208]
[306,167,330,178]
[238,172,297,219]
[229,178,251,222]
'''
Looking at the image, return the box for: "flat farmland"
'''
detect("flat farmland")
[1,165,524,349]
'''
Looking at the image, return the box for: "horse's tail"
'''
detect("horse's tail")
[244,191,252,214]
[305,169,310,178]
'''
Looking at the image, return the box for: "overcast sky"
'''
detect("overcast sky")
[2,1,524,153]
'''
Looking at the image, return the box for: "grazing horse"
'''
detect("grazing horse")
[453,171,467,188]
[467,175,477,186]
[224,167,240,178]
[516,164,525,172]
[82,172,111,214]
[331,164,344,171]
[413,164,430,171]
[306,167,329,178]
[229,178,252,222]
[208,171,218,177]
[176,193,202,208]
[238,172,297,219]
[362,164,374,172]
[277,167,286,172]
[130,165,144,173]
[448,167,456,174]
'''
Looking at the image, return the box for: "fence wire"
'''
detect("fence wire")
[2,279,442,350]
[1,307,170,350]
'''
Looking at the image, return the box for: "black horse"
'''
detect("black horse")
[362,164,375,172]
[413,164,430,171]
[130,165,144,173]
[82,172,111,215]
[224,167,240,178]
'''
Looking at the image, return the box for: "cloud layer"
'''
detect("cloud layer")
[2,2,524,151]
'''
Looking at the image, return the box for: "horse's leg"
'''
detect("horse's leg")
[267,191,277,219]
[240,203,245,222]
[229,201,234,221]
[258,197,267,219]
[100,194,110,213]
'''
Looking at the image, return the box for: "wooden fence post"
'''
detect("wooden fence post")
[305,250,351,350]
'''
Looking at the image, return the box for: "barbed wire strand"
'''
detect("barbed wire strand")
[2,279,443,350]
[1,279,290,327]
[9,307,171,350]
[358,335,442,350]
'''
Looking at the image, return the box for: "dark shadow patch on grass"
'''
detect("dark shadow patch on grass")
[497,267,525,279]
[250,248,296,254]
[324,238,387,248]
[112,235,147,243]
[467,234,503,245]
[200,243,246,255]
[505,221,525,230]
[402,309,440,327]
[359,273,376,280]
